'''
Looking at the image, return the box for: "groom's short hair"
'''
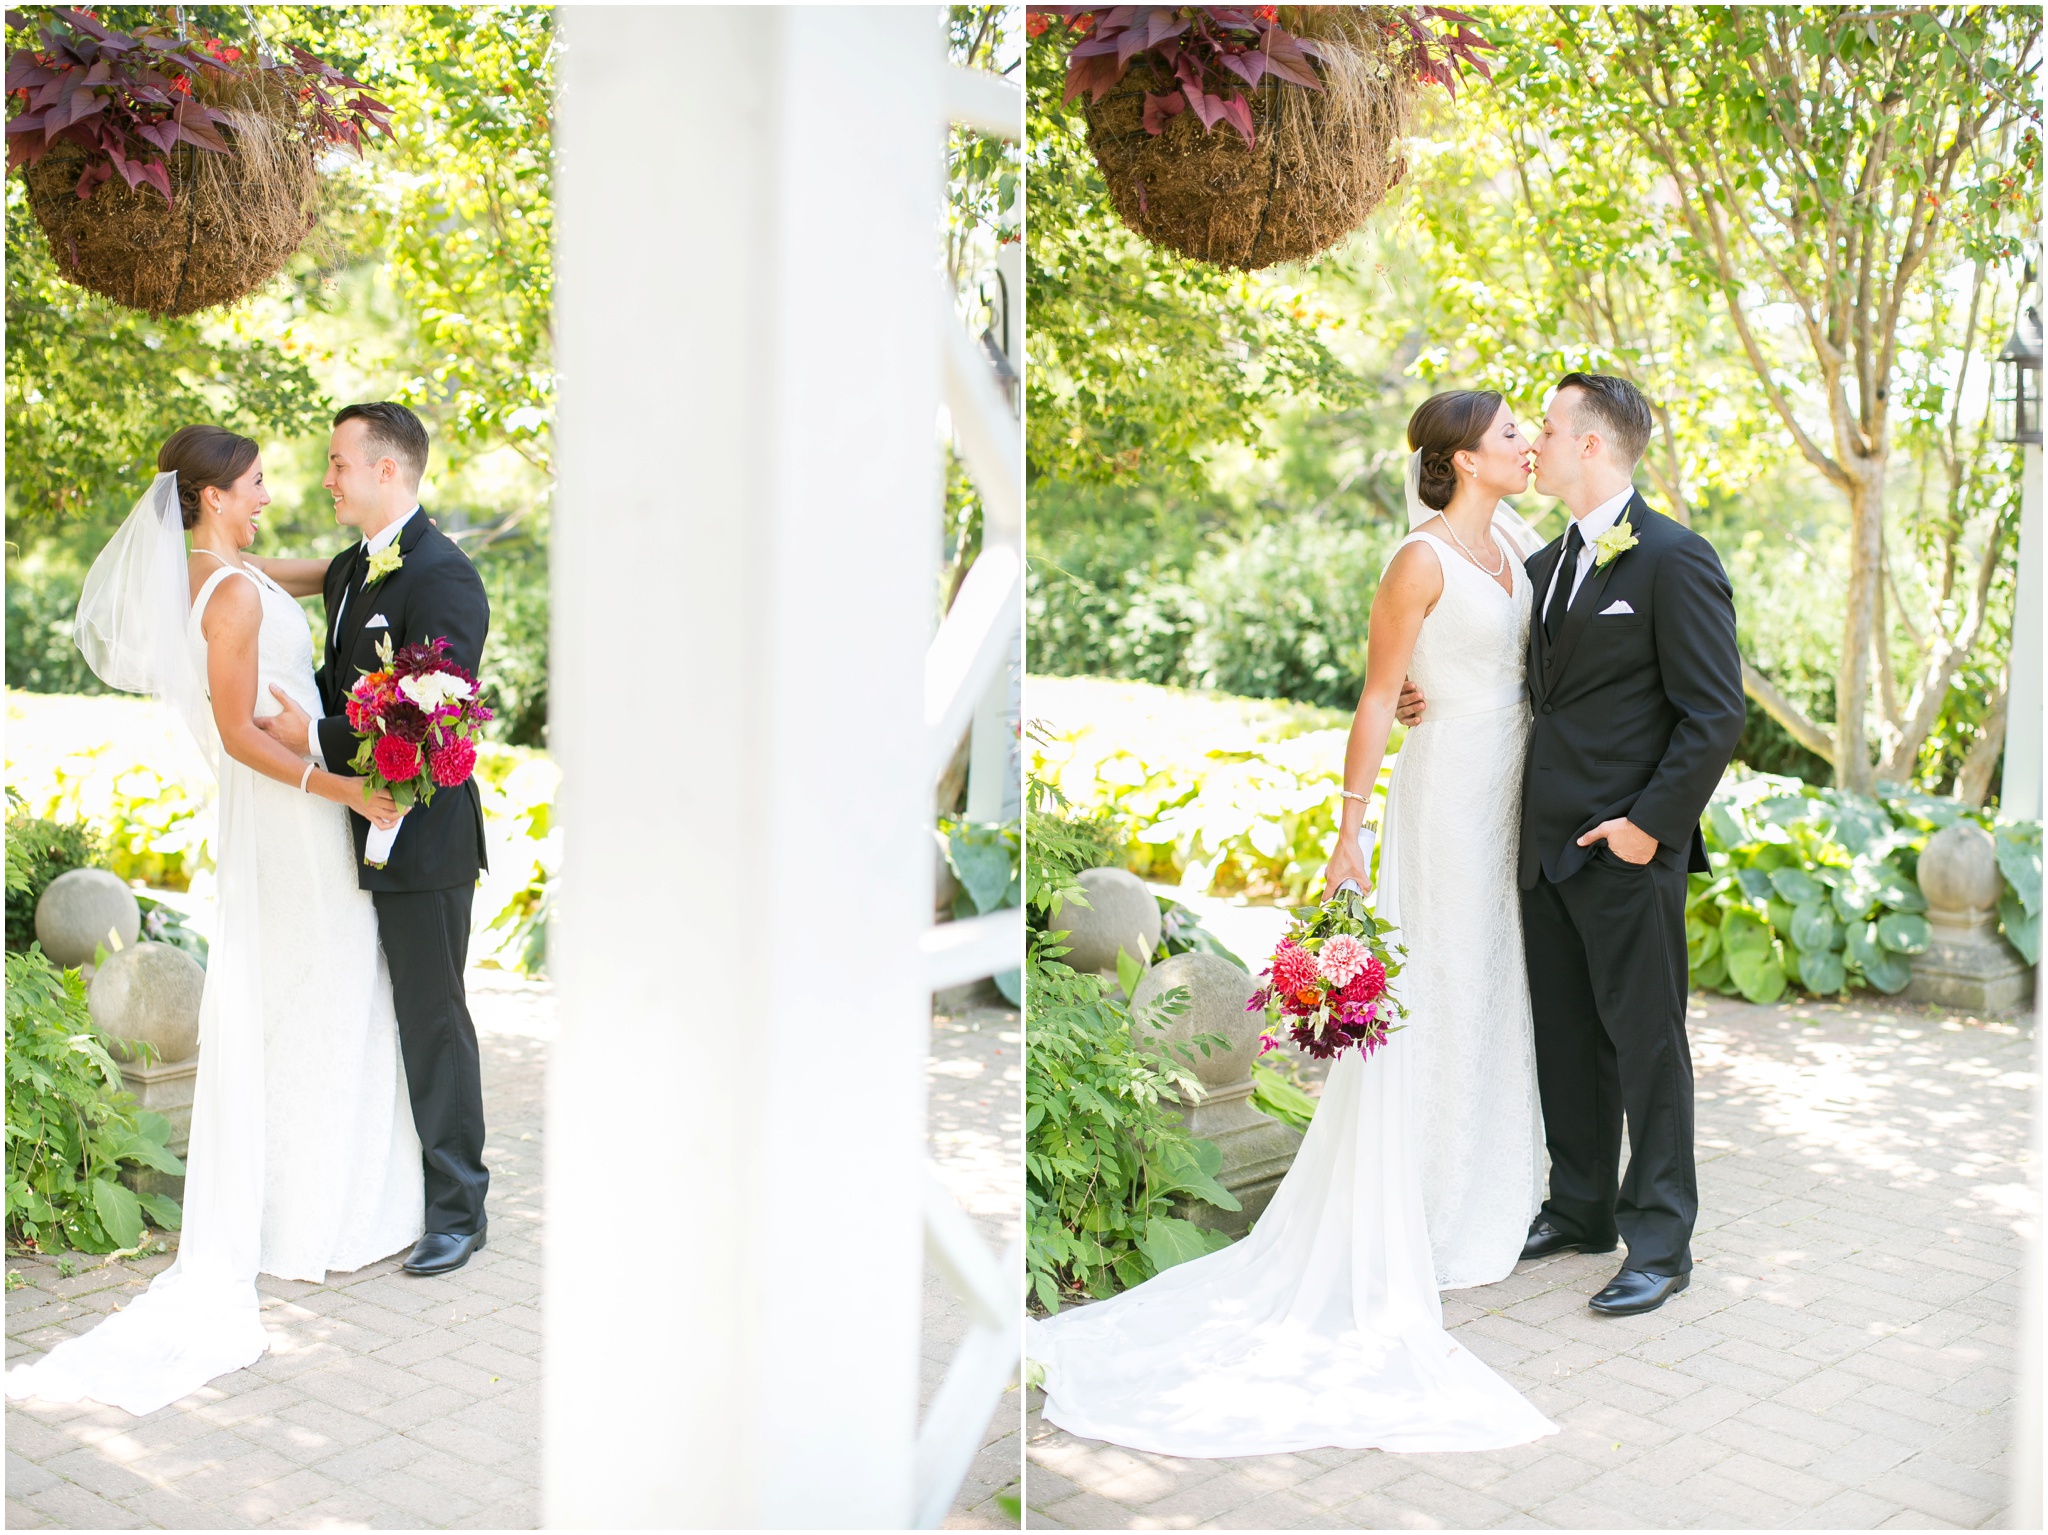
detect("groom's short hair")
[1557,372,1653,469]
[334,401,429,486]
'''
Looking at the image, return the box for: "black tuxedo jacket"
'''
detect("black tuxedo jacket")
[314,510,491,894]
[1517,494,1744,889]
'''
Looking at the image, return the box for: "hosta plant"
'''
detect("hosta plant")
[1687,772,2039,1004]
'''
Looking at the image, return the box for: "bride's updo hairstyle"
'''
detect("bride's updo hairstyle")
[1407,390,1504,512]
[158,425,259,530]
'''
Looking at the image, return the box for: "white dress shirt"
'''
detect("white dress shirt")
[1540,486,1635,627]
[312,505,419,768]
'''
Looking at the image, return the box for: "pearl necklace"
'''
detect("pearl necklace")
[1437,512,1505,577]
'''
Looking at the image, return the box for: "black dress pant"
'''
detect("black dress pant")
[1521,851,1696,1275]
[374,884,489,1237]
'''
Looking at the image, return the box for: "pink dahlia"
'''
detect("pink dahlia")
[1317,933,1368,988]
[429,734,477,789]
[373,734,422,781]
[1339,957,1386,1005]
[1270,940,1318,998]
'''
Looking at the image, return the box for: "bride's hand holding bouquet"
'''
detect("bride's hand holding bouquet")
[345,634,493,867]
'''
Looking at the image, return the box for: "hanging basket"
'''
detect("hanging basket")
[21,94,319,319]
[1081,24,1414,272]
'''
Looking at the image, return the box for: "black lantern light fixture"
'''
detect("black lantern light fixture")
[1994,256,2042,446]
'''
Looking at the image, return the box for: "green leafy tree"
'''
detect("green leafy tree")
[1025,18,1358,492]
[3,181,329,529]
[1531,5,2041,792]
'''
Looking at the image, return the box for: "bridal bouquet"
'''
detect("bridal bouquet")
[1249,886,1407,1061]
[345,635,492,868]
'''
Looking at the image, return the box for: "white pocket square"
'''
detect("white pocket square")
[1599,600,1635,616]
[365,613,389,628]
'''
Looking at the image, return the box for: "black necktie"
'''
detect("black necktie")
[1544,522,1585,645]
[334,541,369,648]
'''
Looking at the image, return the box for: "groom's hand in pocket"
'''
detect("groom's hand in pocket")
[1579,818,1658,865]
[1395,677,1426,726]
[257,686,313,755]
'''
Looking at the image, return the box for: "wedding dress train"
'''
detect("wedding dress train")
[1025,516,1553,1458]
[8,490,422,1417]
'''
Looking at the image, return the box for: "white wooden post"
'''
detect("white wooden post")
[548,8,939,1526]
[2005,443,2041,819]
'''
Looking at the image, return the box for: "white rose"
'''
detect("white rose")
[398,672,475,710]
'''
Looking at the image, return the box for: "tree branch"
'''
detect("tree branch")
[1743,659,1837,765]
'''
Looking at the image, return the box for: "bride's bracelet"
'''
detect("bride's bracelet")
[1339,788,1371,804]
[299,762,317,795]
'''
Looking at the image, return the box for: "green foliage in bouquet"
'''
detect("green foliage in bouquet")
[1025,765,1239,1311]
[5,945,182,1253]
[4,788,100,952]
[1687,773,2040,1004]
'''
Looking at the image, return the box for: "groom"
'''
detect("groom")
[258,401,493,1277]
[1403,372,1743,1315]
[1514,374,1742,1314]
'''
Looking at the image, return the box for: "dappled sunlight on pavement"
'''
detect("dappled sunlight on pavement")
[1026,992,2034,1530]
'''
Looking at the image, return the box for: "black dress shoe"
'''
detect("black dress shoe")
[1589,1266,1689,1315]
[403,1224,486,1276]
[1521,1219,1618,1261]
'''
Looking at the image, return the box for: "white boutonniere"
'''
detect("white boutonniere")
[1592,517,1638,569]
[364,545,404,585]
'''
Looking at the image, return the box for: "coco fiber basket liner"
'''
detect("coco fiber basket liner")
[1083,20,1412,271]
[22,90,318,319]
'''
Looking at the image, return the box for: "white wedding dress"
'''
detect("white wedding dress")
[8,482,422,1418]
[1026,512,1552,1459]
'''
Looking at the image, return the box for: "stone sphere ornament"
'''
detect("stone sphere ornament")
[88,941,206,1065]
[1059,867,1164,976]
[1916,821,2002,921]
[1131,950,1262,1091]
[35,869,143,969]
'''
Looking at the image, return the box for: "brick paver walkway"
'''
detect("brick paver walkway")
[8,972,1024,1528]
[930,997,1027,1529]
[1026,993,2035,1530]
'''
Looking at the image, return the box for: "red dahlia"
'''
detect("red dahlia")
[1270,940,1318,998]
[373,734,422,781]
[1338,958,1387,1005]
[429,735,477,789]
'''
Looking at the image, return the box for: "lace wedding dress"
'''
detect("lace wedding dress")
[8,481,422,1417]
[1025,512,1551,1458]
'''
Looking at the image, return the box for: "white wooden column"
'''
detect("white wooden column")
[548,8,939,1526]
[2004,442,2041,819]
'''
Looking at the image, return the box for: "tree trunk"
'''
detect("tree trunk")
[1956,684,2008,808]
[1834,467,1885,794]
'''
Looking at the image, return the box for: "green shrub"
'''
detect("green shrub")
[5,945,183,1253]
[4,791,101,952]
[1688,773,2040,1002]
[1025,769,1238,1311]
[1028,514,1397,712]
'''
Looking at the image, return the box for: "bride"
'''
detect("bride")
[7,426,425,1418]
[1026,390,1555,1457]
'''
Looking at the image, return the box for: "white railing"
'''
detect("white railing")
[913,59,1024,1531]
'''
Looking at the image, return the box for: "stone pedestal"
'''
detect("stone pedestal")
[117,1055,197,1203]
[1132,950,1303,1237]
[88,939,204,1206]
[1907,822,2034,1014]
